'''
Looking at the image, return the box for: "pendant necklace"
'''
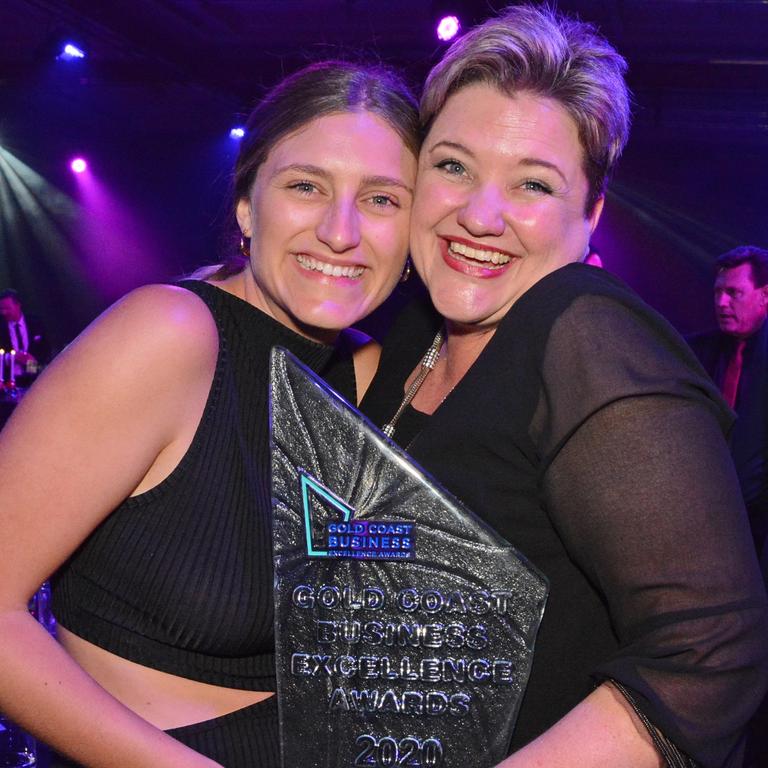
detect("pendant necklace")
[382,329,444,439]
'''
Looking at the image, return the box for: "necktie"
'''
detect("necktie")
[14,322,24,352]
[721,338,746,409]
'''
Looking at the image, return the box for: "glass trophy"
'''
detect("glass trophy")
[270,348,548,768]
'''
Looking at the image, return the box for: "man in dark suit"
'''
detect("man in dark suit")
[0,288,51,383]
[689,246,768,768]
[688,246,768,564]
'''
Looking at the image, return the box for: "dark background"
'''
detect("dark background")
[0,0,766,352]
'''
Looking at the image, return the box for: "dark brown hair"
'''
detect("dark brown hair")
[213,60,419,279]
[716,245,768,287]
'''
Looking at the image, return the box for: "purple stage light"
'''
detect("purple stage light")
[230,127,245,139]
[59,43,86,60]
[70,158,87,174]
[436,15,460,42]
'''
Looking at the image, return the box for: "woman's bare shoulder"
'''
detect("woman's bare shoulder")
[56,284,218,377]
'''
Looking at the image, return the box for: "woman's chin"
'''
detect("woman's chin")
[428,288,505,331]
[291,307,368,341]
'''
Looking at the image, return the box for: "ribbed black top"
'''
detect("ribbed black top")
[52,280,356,689]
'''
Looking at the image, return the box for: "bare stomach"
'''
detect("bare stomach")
[58,626,274,730]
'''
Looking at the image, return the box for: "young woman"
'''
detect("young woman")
[0,61,419,767]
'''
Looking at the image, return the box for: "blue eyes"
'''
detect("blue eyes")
[369,194,399,208]
[434,159,552,195]
[435,159,467,176]
[522,180,553,194]
[288,181,317,195]
[286,182,398,209]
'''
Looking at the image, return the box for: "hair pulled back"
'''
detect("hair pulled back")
[212,61,419,278]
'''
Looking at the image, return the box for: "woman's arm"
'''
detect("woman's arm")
[506,394,767,766]
[499,682,662,767]
[0,285,223,767]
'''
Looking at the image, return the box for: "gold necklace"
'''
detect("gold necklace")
[382,329,444,439]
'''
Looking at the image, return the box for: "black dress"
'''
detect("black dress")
[360,263,768,767]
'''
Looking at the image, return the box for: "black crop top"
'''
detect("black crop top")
[51,280,357,690]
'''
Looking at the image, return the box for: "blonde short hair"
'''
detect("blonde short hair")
[421,4,631,213]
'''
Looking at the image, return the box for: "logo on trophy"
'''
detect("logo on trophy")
[301,471,416,561]
[270,349,547,768]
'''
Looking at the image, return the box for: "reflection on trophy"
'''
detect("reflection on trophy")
[270,349,548,768]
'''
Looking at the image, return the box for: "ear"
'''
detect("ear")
[587,195,605,234]
[236,198,252,237]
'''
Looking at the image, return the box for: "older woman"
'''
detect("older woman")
[0,61,418,767]
[361,7,768,767]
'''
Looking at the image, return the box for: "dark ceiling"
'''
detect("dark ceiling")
[1,0,767,140]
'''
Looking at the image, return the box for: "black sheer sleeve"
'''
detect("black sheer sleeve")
[537,293,768,767]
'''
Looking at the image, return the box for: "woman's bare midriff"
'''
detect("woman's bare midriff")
[58,626,274,730]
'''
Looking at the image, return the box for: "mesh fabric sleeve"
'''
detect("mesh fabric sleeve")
[536,294,768,767]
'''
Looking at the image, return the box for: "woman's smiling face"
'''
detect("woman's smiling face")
[411,83,603,332]
[237,110,416,341]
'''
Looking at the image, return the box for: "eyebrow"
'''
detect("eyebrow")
[427,140,567,184]
[518,157,567,184]
[427,140,474,158]
[272,163,413,194]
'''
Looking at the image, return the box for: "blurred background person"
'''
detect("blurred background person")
[688,245,768,568]
[0,288,51,384]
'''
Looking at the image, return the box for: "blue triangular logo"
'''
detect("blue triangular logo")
[300,471,354,557]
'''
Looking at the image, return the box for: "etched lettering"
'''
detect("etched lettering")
[353,735,444,768]
[333,689,469,719]
[292,652,516,685]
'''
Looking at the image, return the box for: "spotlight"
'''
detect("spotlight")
[229,127,245,139]
[70,158,87,174]
[58,42,86,60]
[436,15,461,42]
